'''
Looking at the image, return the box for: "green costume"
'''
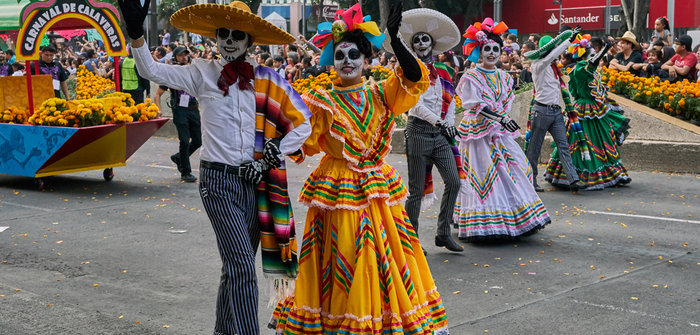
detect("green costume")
[544,60,631,189]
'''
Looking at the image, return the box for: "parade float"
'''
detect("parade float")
[0,0,167,189]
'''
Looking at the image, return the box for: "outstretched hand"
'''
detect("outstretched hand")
[117,0,151,40]
[387,2,404,40]
[569,25,583,42]
[500,117,520,133]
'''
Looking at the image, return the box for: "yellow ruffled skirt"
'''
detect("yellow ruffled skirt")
[270,193,449,334]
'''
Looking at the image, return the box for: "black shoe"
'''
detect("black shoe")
[171,154,181,172]
[435,235,463,252]
[533,183,544,192]
[181,173,197,182]
[569,180,588,192]
[618,177,631,185]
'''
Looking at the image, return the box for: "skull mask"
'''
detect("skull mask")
[411,32,434,63]
[217,28,250,62]
[481,41,500,67]
[334,42,365,82]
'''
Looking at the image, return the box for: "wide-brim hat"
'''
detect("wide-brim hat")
[616,31,639,49]
[170,1,295,45]
[383,8,460,55]
[524,30,573,60]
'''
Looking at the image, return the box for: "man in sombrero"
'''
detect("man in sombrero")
[523,25,588,193]
[117,0,312,334]
[384,8,464,253]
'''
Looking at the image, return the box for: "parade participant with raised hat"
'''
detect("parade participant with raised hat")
[454,17,551,242]
[544,35,632,189]
[383,8,465,254]
[117,0,312,334]
[522,25,588,193]
[269,3,449,334]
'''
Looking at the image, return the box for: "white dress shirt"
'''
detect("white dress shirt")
[132,44,310,167]
[407,70,456,126]
[530,40,571,106]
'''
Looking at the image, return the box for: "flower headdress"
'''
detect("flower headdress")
[462,17,509,63]
[568,34,592,59]
[311,3,385,66]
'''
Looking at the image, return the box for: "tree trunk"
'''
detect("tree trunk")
[631,0,650,41]
[619,0,633,34]
[150,0,158,47]
[378,0,389,30]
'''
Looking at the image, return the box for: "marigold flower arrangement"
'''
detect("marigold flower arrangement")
[75,65,116,100]
[603,67,700,121]
[291,70,337,96]
[1,106,31,124]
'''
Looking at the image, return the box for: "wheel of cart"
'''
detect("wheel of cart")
[33,178,44,191]
[103,168,115,181]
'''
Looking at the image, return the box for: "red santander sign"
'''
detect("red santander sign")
[544,6,605,31]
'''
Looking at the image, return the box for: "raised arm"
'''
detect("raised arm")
[118,0,201,94]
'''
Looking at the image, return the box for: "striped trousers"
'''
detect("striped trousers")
[405,117,461,237]
[199,167,260,335]
[526,103,579,184]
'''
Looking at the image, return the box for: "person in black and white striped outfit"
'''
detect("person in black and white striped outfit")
[118,1,311,334]
[386,8,464,254]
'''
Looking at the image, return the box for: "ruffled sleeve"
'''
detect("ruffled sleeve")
[457,72,487,116]
[373,62,430,116]
[288,90,334,164]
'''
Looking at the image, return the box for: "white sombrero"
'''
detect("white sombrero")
[382,8,461,55]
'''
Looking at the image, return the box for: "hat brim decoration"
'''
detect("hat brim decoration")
[462,17,509,63]
[170,1,295,45]
[568,34,591,59]
[312,3,385,67]
[381,8,461,56]
[524,30,573,60]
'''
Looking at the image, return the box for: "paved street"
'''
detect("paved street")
[1,135,699,334]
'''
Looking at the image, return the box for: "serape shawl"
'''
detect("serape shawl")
[421,62,467,208]
[253,66,312,303]
[523,64,589,161]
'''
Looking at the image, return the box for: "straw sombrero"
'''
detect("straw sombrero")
[616,31,639,49]
[383,8,460,55]
[170,1,294,45]
[523,30,573,60]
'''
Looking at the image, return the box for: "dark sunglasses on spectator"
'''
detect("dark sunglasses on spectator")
[389,60,397,63]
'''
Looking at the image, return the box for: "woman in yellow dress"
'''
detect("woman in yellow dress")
[270,3,450,334]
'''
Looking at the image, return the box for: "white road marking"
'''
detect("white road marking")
[587,211,700,224]
[0,201,52,212]
[573,299,699,327]
[0,226,9,233]
[151,165,177,170]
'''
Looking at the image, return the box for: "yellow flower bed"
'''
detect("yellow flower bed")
[604,67,700,120]
[76,65,116,100]
[291,70,337,96]
[1,92,159,127]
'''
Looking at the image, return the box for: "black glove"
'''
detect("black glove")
[499,116,520,132]
[569,25,582,42]
[117,0,151,40]
[263,138,282,169]
[387,2,422,83]
[239,160,270,185]
[590,39,613,68]
[436,119,458,138]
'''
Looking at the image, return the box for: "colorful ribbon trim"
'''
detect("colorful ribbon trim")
[462,17,509,63]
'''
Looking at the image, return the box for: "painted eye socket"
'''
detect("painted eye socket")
[413,35,430,44]
[484,45,491,52]
[334,50,345,60]
[348,49,361,60]
[217,29,230,39]
[230,31,247,41]
[493,46,500,53]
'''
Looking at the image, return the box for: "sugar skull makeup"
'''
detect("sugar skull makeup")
[412,32,433,62]
[217,28,249,62]
[334,41,364,81]
[481,41,500,67]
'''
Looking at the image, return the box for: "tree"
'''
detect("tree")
[157,0,196,42]
[619,0,651,41]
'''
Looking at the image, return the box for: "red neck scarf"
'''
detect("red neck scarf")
[217,60,254,96]
[427,63,438,85]
[551,63,563,80]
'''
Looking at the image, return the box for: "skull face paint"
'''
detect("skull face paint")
[481,41,500,67]
[334,42,364,81]
[217,28,249,62]
[412,32,434,63]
